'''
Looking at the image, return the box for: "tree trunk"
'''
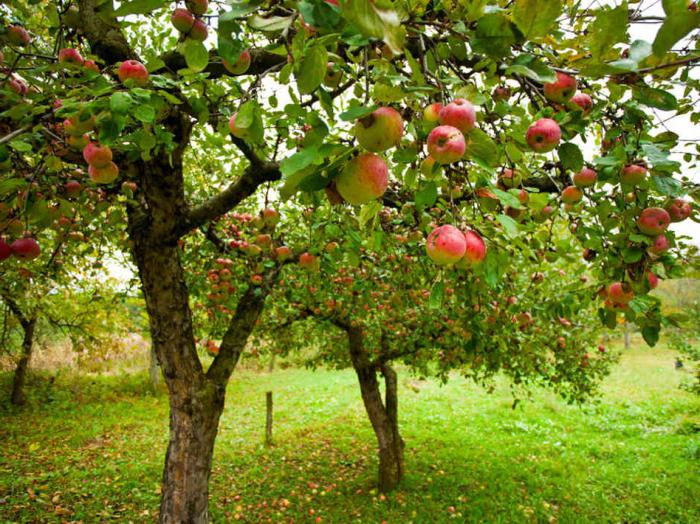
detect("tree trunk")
[11,317,36,406]
[347,327,404,492]
[149,345,161,391]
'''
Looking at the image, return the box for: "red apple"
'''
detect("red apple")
[117,60,149,85]
[223,50,251,75]
[299,252,319,271]
[426,225,466,265]
[461,230,486,265]
[171,8,195,33]
[67,133,90,149]
[7,25,31,47]
[573,167,597,188]
[571,93,593,112]
[526,118,561,153]
[228,112,248,139]
[499,168,521,188]
[438,98,476,133]
[492,86,511,102]
[666,199,691,222]
[544,72,577,103]
[0,238,11,261]
[88,162,119,184]
[427,125,465,164]
[637,207,670,236]
[335,152,388,205]
[186,0,208,15]
[647,272,659,289]
[65,180,82,197]
[84,59,100,73]
[620,164,647,185]
[189,19,208,41]
[83,142,112,168]
[11,237,40,260]
[8,77,28,95]
[607,281,634,304]
[354,107,404,152]
[58,48,84,66]
[423,102,443,124]
[648,234,669,255]
[274,246,292,261]
[561,186,583,204]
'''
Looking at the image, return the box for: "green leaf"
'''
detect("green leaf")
[588,2,628,62]
[134,104,156,123]
[633,86,677,110]
[429,281,444,310]
[340,0,405,53]
[497,214,520,237]
[221,0,260,19]
[339,105,379,122]
[110,92,133,114]
[641,325,660,347]
[248,14,294,32]
[643,144,681,173]
[505,56,557,83]
[653,0,700,57]
[558,143,584,172]
[280,147,319,177]
[183,39,209,72]
[622,247,644,263]
[472,13,518,58]
[598,308,617,329]
[652,175,683,196]
[359,200,382,229]
[513,0,562,39]
[493,189,522,209]
[296,45,328,95]
[113,0,166,16]
[465,129,499,167]
[415,181,438,209]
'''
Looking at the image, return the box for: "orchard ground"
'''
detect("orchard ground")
[0,339,699,524]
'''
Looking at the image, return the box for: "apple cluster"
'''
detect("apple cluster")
[171,0,210,43]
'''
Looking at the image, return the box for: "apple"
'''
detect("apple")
[526,118,561,152]
[420,156,438,178]
[620,164,647,185]
[65,180,82,197]
[492,86,511,102]
[637,207,670,236]
[7,25,31,47]
[228,113,249,139]
[335,152,388,205]
[647,272,659,290]
[573,167,597,188]
[354,107,404,152]
[11,237,40,260]
[299,252,319,271]
[561,185,583,204]
[189,20,208,41]
[499,168,521,188]
[64,114,95,136]
[84,59,99,73]
[607,281,634,304]
[67,133,90,149]
[274,246,291,260]
[58,48,84,66]
[571,92,593,112]
[88,162,119,184]
[186,0,208,15]
[117,60,149,85]
[83,142,112,167]
[438,98,476,133]
[262,208,280,225]
[426,225,466,265]
[461,230,486,265]
[648,234,669,255]
[667,198,691,222]
[0,238,11,261]
[122,181,137,195]
[8,77,28,95]
[323,62,342,88]
[223,50,251,75]
[427,125,465,164]
[423,102,442,124]
[543,72,577,103]
[171,8,195,33]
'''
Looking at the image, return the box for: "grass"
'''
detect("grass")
[0,343,699,523]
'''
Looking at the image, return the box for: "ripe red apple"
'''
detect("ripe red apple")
[571,93,593,112]
[223,50,251,75]
[438,98,476,133]
[492,86,511,102]
[7,25,31,47]
[461,230,486,265]
[262,208,280,225]
[637,207,670,236]
[620,164,647,185]
[335,152,388,205]
[118,60,149,85]
[423,102,442,124]
[543,72,577,103]
[11,237,40,260]
[607,281,634,304]
[427,125,465,164]
[426,225,466,265]
[526,118,561,153]
[58,48,84,66]
[171,8,195,33]
[573,167,597,188]
[83,142,113,168]
[65,180,82,197]
[186,0,208,15]
[666,199,691,222]
[0,238,11,261]
[648,234,669,255]
[8,77,28,95]
[647,272,659,290]
[274,246,292,260]
[499,168,521,188]
[88,162,119,184]
[299,252,318,271]
[354,107,404,152]
[84,59,99,73]
[561,186,583,204]
[189,19,208,41]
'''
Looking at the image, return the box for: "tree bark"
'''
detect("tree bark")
[149,345,161,391]
[11,317,36,406]
[347,327,404,492]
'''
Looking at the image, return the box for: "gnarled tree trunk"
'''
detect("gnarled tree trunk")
[11,317,36,406]
[347,327,404,492]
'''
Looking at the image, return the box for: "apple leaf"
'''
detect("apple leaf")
[415,181,438,210]
[113,0,167,16]
[472,13,519,58]
[296,45,328,95]
[280,147,320,178]
[641,325,660,346]
[110,92,133,114]
[340,0,405,54]
[497,214,520,237]
[339,104,378,121]
[513,0,562,39]
[429,281,444,310]
[652,0,700,57]
[558,143,584,172]
[248,14,294,32]
[183,39,209,72]
[465,129,499,167]
[587,2,628,62]
[633,86,677,110]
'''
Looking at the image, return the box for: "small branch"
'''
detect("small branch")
[0,125,31,146]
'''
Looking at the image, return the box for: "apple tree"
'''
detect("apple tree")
[0,0,698,521]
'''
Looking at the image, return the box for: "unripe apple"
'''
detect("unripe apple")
[420,156,439,178]
[573,167,597,188]
[637,207,670,236]
[58,47,84,66]
[117,60,149,86]
[607,281,634,304]
[648,234,669,255]
[228,113,248,139]
[83,142,113,168]
[7,25,31,47]
[189,19,208,41]
[647,271,659,290]
[122,181,137,196]
[223,50,251,74]
[571,92,593,112]
[499,168,521,188]
[526,118,561,152]
[299,252,319,271]
[354,107,404,152]
[543,72,577,103]
[335,152,388,205]
[561,185,583,204]
[10,237,40,260]
[64,114,96,136]
[427,125,465,164]
[171,8,195,33]
[666,198,691,222]
[426,225,466,265]
[423,102,442,124]
[323,62,342,88]
[0,238,11,261]
[186,0,208,15]
[88,162,119,184]
[438,98,476,133]
[461,230,486,265]
[620,164,647,185]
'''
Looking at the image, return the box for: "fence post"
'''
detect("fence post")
[265,391,273,446]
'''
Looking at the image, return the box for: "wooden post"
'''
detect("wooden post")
[624,320,630,350]
[265,391,273,446]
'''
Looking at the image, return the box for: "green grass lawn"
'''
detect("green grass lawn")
[1,343,699,523]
